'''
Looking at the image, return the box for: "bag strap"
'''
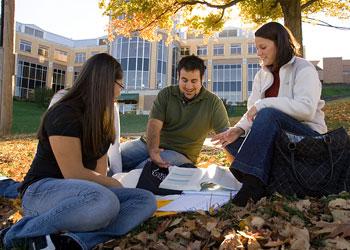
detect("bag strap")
[289,134,334,192]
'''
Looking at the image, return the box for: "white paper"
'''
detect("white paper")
[157,194,233,212]
[112,169,142,188]
[159,164,242,191]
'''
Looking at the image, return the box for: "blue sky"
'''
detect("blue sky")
[16,0,350,61]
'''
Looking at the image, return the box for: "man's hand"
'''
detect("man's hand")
[211,127,244,147]
[149,148,170,168]
[246,105,257,122]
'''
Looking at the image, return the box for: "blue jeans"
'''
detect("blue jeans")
[0,177,20,199]
[226,108,320,185]
[120,139,192,172]
[3,178,157,250]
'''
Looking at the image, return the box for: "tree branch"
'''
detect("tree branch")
[301,0,319,10]
[176,0,243,9]
[303,16,350,30]
[213,8,225,24]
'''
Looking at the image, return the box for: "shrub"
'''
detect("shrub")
[34,87,54,108]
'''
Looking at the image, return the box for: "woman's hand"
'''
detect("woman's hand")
[246,105,258,122]
[211,127,245,147]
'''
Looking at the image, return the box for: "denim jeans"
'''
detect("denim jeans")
[226,108,320,185]
[3,178,157,250]
[120,138,192,172]
[0,177,20,199]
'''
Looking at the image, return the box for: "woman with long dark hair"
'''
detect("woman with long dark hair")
[212,22,327,206]
[2,53,156,249]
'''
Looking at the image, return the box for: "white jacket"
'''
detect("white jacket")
[235,56,327,134]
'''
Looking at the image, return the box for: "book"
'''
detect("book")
[159,164,242,191]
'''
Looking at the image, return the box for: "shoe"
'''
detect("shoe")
[50,234,82,250]
[232,175,267,207]
[27,235,55,250]
[0,227,10,249]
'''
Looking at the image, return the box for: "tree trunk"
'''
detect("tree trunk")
[0,0,15,136]
[279,0,304,57]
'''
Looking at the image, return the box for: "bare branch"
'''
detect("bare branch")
[213,8,226,24]
[301,0,319,10]
[176,0,243,9]
[303,16,350,30]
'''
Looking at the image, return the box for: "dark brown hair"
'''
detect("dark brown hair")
[38,53,123,156]
[255,22,300,70]
[177,55,206,82]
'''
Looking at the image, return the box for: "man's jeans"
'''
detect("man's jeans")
[120,139,192,172]
[226,108,320,185]
[3,178,157,250]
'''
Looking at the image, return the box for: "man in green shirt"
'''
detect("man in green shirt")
[120,55,230,172]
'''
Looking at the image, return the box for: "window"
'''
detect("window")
[248,43,257,54]
[54,49,68,62]
[75,52,86,63]
[171,46,180,85]
[187,33,203,39]
[24,26,44,38]
[230,44,241,55]
[113,36,151,89]
[180,47,190,56]
[74,71,80,81]
[212,63,242,104]
[197,46,207,56]
[19,40,32,53]
[52,69,66,92]
[38,45,48,57]
[99,39,107,45]
[219,29,237,38]
[213,44,224,56]
[247,63,261,96]
[15,60,47,99]
[156,39,168,89]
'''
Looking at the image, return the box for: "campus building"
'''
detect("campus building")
[14,22,349,114]
[14,22,260,113]
[15,22,108,100]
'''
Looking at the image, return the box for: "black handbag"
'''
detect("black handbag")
[268,127,350,198]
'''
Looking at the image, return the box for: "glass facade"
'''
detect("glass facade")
[15,60,47,99]
[171,45,180,85]
[248,43,257,54]
[212,63,242,104]
[52,68,66,92]
[247,63,261,96]
[156,39,168,89]
[114,36,151,89]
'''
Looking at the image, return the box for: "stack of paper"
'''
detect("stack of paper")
[159,164,242,191]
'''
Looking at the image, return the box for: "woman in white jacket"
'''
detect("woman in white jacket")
[212,22,327,206]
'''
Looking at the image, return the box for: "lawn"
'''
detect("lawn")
[11,101,47,135]
[1,97,350,249]
[322,83,350,100]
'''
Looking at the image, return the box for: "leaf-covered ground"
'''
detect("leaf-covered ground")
[1,99,350,249]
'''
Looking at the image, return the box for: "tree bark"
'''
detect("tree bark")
[0,0,15,136]
[279,0,304,57]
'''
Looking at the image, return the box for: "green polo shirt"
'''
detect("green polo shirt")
[146,85,229,163]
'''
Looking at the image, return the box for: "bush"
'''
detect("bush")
[34,87,54,108]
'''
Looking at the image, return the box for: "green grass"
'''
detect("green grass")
[12,100,46,135]
[322,84,350,99]
[11,88,350,135]
[11,100,150,135]
[120,113,148,134]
